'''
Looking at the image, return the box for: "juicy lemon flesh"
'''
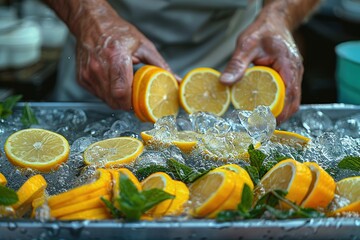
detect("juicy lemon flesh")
[182,72,229,115]
[232,71,277,110]
[147,72,179,119]
[261,164,292,191]
[189,173,223,209]
[337,177,360,203]
[142,175,165,190]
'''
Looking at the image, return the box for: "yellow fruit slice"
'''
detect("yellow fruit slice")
[83,137,144,167]
[165,180,190,216]
[31,195,46,218]
[179,67,231,116]
[331,176,360,215]
[141,172,176,217]
[231,66,285,117]
[133,65,159,122]
[59,207,111,220]
[207,164,254,218]
[48,169,112,209]
[271,130,310,147]
[0,173,7,186]
[138,68,179,123]
[301,162,336,209]
[188,168,237,218]
[57,187,110,208]
[4,128,70,172]
[12,174,47,217]
[51,195,110,218]
[255,159,312,207]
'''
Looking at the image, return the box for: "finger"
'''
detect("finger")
[220,37,259,85]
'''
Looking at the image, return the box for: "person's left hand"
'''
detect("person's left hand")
[219,10,304,124]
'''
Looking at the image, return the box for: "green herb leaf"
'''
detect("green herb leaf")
[338,156,360,171]
[248,144,266,170]
[21,103,39,127]
[142,188,174,212]
[136,165,170,180]
[244,165,259,185]
[167,158,193,181]
[0,95,22,118]
[0,185,18,206]
[101,197,124,218]
[237,184,253,213]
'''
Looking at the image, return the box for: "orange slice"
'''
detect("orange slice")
[138,68,179,123]
[207,164,254,218]
[4,128,70,172]
[165,180,190,216]
[301,162,336,209]
[0,173,7,186]
[231,66,285,117]
[271,130,310,148]
[331,176,360,215]
[188,168,237,218]
[179,67,231,116]
[59,207,112,220]
[48,169,112,209]
[12,174,47,217]
[141,172,176,217]
[255,159,312,207]
[83,137,144,167]
[132,65,159,121]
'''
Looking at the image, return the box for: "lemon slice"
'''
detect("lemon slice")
[12,174,47,217]
[165,180,190,216]
[271,130,310,147]
[4,128,70,172]
[141,172,176,217]
[331,176,360,215]
[256,159,312,207]
[179,67,231,116]
[138,68,179,123]
[0,173,7,186]
[301,162,336,209]
[83,137,144,167]
[188,168,237,218]
[231,66,285,117]
[59,207,111,220]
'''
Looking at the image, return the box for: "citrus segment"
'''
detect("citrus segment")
[165,180,190,216]
[133,65,159,121]
[141,172,176,217]
[301,162,336,209]
[59,207,111,220]
[256,159,312,207]
[219,164,254,190]
[4,128,70,172]
[0,173,7,186]
[12,174,47,217]
[83,137,144,167]
[331,176,360,215]
[188,168,236,218]
[271,130,310,147]
[138,68,179,123]
[179,67,230,116]
[231,66,285,117]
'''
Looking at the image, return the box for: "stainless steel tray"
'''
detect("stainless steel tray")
[1,102,360,240]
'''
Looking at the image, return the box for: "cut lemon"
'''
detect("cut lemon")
[165,180,190,216]
[218,164,254,190]
[4,128,70,172]
[12,174,47,217]
[271,130,310,147]
[132,65,159,122]
[0,173,7,186]
[331,176,360,215]
[231,66,285,117]
[59,207,111,220]
[141,172,176,217]
[138,68,179,123]
[48,169,112,209]
[301,162,336,209]
[83,137,144,167]
[188,168,237,218]
[179,67,231,116]
[255,159,312,207]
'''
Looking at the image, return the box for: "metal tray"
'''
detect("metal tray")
[1,102,360,240]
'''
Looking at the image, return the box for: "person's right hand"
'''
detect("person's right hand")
[73,3,170,110]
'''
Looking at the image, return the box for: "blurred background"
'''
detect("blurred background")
[0,0,359,104]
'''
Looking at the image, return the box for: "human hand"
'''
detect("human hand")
[219,10,303,124]
[74,7,170,110]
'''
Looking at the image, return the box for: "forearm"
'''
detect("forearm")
[43,0,123,38]
[261,0,322,31]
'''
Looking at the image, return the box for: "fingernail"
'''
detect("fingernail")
[220,73,235,83]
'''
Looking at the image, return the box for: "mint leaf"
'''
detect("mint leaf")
[101,197,124,218]
[0,185,18,206]
[0,95,22,118]
[136,165,170,180]
[142,188,174,212]
[237,184,253,214]
[244,165,259,185]
[248,144,266,170]
[21,103,39,127]
[338,156,360,171]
